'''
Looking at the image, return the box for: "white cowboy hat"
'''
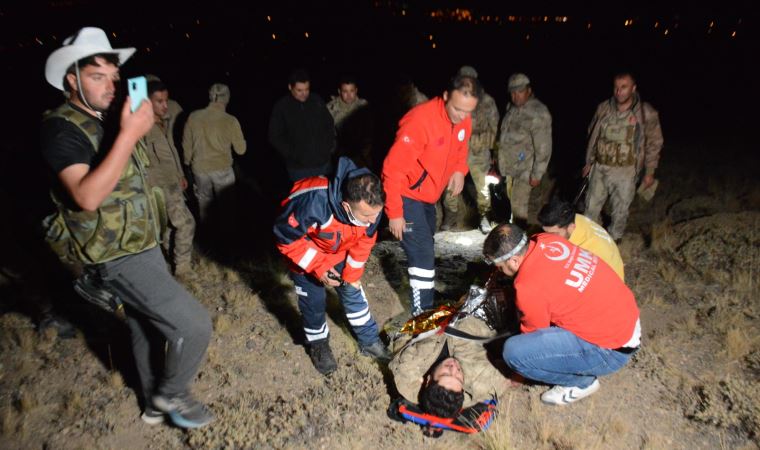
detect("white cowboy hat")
[45,27,135,91]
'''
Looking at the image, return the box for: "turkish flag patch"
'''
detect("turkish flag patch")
[288,213,299,228]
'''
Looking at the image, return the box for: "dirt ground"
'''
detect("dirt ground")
[1,142,759,450]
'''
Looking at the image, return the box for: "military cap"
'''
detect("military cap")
[458,65,479,78]
[508,73,530,92]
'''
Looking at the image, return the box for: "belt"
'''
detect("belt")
[614,346,639,354]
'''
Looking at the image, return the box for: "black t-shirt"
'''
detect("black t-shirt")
[40,104,103,175]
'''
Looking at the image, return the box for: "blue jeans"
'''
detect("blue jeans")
[502,327,634,388]
[400,196,437,313]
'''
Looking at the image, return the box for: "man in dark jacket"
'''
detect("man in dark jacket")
[269,69,336,182]
[274,157,390,375]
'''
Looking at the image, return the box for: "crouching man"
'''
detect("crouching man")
[483,224,640,405]
[274,157,390,375]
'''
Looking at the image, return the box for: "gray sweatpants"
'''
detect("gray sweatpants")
[96,246,211,401]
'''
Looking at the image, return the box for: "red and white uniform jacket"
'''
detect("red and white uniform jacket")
[273,158,380,283]
[382,97,471,220]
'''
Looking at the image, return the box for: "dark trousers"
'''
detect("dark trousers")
[290,261,380,347]
[400,196,437,314]
[96,246,212,401]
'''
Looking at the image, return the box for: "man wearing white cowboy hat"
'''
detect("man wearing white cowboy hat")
[40,27,214,429]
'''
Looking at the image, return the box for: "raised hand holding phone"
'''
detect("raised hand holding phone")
[127,76,148,112]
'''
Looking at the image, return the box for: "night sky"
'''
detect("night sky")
[0,0,755,212]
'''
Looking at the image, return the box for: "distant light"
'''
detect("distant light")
[272,33,276,40]
[35,37,43,45]
[664,29,669,36]
[731,31,736,38]
[146,47,151,52]
[654,21,659,28]
[428,34,433,40]
[525,34,530,40]
[112,32,117,38]
[709,21,715,28]
[266,15,271,22]
[543,16,548,22]
[587,22,592,30]
[196,19,200,25]
[305,32,309,38]
[185,32,191,39]
[432,43,436,49]
[401,9,406,16]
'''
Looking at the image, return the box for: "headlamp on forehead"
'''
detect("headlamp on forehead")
[484,234,527,265]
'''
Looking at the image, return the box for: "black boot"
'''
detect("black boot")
[308,339,337,375]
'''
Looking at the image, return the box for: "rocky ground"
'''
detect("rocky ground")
[1,142,759,450]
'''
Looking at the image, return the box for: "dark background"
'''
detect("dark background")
[0,0,755,221]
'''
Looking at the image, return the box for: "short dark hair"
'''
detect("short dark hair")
[537,198,575,228]
[342,173,385,207]
[446,74,483,100]
[338,74,358,88]
[419,383,464,418]
[483,223,527,262]
[614,71,637,85]
[147,80,167,96]
[63,53,120,93]
[288,68,310,85]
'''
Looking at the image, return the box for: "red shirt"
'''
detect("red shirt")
[515,234,639,349]
[382,97,471,219]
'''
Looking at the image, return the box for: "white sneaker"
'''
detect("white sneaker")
[540,379,600,405]
[478,216,493,234]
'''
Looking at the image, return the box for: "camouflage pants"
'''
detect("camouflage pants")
[584,164,636,240]
[193,167,236,222]
[161,185,196,270]
[442,147,491,220]
[505,175,532,221]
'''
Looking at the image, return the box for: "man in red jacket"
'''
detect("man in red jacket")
[274,157,390,375]
[382,74,482,315]
[483,224,641,405]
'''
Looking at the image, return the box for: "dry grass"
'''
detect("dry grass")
[16,391,36,414]
[650,220,676,253]
[1,406,14,436]
[213,314,232,334]
[476,393,514,450]
[64,391,83,419]
[14,327,36,354]
[108,371,124,390]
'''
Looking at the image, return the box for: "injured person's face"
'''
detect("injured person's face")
[431,357,464,392]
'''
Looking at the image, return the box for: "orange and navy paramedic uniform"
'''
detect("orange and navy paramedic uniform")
[382,97,471,313]
[274,157,382,346]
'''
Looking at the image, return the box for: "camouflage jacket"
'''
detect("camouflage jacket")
[42,103,164,265]
[468,91,500,154]
[497,96,552,181]
[389,316,507,408]
[144,119,185,189]
[326,96,369,129]
[585,93,663,176]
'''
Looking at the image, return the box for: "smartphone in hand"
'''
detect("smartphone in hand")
[127,76,148,112]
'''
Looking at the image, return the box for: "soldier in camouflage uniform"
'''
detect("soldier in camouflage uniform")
[441,66,500,233]
[145,80,196,277]
[496,73,552,226]
[583,72,663,241]
[40,27,213,428]
[326,75,373,168]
